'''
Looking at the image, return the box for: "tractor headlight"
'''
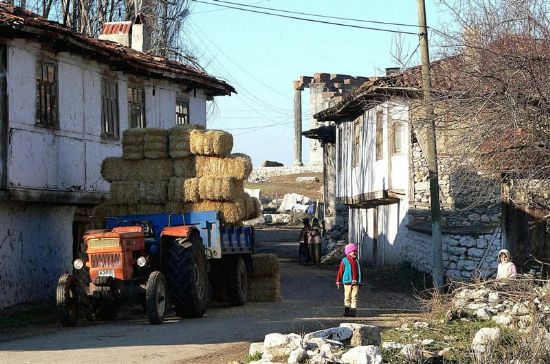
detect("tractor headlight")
[73,258,84,270]
[137,256,147,268]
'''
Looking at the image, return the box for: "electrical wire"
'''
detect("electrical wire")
[191,0,418,35]
[203,0,420,29]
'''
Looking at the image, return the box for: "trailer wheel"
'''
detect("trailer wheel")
[56,274,79,327]
[166,231,208,318]
[146,271,167,325]
[227,256,248,306]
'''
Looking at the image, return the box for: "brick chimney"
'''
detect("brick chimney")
[98,14,150,53]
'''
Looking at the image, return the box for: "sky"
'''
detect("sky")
[188,0,451,166]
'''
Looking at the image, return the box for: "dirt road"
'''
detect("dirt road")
[0,228,423,364]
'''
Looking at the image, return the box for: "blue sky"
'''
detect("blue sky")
[188,1,450,166]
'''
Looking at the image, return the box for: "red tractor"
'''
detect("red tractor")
[56,212,241,326]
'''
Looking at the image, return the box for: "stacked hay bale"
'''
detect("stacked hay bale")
[248,254,282,302]
[96,127,259,224]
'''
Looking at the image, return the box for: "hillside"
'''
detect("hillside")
[244,172,323,201]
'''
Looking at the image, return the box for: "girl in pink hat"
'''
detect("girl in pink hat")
[336,243,362,317]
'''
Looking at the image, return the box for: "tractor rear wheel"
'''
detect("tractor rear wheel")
[227,256,248,306]
[165,231,208,318]
[146,271,167,325]
[56,274,79,327]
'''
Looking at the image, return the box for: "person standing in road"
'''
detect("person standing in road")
[308,218,322,266]
[336,243,362,317]
[298,218,311,264]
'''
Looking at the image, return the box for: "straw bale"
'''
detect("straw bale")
[123,145,142,152]
[122,152,143,160]
[244,194,261,220]
[165,201,192,213]
[170,124,204,135]
[143,128,168,137]
[247,281,282,302]
[144,142,167,152]
[250,254,280,278]
[130,204,165,215]
[184,178,200,202]
[250,277,281,292]
[92,203,131,217]
[198,177,243,201]
[192,200,245,224]
[195,154,252,180]
[139,181,168,204]
[168,177,185,202]
[101,158,173,182]
[122,128,146,142]
[169,150,191,159]
[173,157,196,177]
[109,181,140,204]
[190,130,233,156]
[144,150,169,159]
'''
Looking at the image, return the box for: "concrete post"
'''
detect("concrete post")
[293,81,303,166]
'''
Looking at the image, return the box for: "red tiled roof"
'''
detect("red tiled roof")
[101,21,132,35]
[0,3,235,96]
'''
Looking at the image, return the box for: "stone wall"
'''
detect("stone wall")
[402,225,501,281]
[249,166,323,179]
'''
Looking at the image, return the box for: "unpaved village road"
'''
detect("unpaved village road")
[0,228,423,364]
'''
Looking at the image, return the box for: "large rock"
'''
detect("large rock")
[261,160,284,167]
[303,327,352,342]
[263,333,292,360]
[472,327,501,355]
[339,323,381,347]
[264,213,291,225]
[288,348,307,364]
[249,342,264,356]
[341,345,383,364]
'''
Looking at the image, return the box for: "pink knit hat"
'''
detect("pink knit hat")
[344,243,357,255]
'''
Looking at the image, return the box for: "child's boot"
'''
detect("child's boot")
[349,308,357,317]
[343,307,350,317]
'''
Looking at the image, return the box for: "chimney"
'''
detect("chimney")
[385,67,401,77]
[98,14,150,53]
[131,14,150,53]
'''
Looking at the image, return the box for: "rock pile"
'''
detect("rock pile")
[248,323,382,364]
[449,279,550,330]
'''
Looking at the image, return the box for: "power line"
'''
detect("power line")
[191,0,418,35]
[205,0,420,29]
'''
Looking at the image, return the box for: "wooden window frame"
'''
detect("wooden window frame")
[352,117,361,167]
[127,84,146,128]
[375,110,384,161]
[101,79,119,138]
[35,60,58,128]
[337,127,343,172]
[176,96,189,125]
[392,120,405,155]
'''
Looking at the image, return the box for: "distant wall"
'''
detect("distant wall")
[249,166,323,179]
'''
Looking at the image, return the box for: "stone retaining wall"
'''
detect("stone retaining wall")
[249,166,323,179]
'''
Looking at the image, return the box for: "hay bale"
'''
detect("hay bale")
[183,178,200,202]
[101,158,173,182]
[190,130,233,156]
[169,125,202,158]
[195,154,252,180]
[92,203,131,217]
[143,129,168,159]
[165,201,192,213]
[173,157,196,177]
[192,200,246,224]
[247,275,282,302]
[109,181,140,204]
[129,204,165,215]
[139,181,168,204]
[122,129,145,160]
[251,253,280,278]
[244,194,261,220]
[198,177,243,201]
[168,177,185,202]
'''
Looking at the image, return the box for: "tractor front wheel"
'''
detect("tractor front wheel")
[146,271,167,325]
[56,274,79,327]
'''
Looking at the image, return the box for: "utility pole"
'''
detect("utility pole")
[417,0,444,288]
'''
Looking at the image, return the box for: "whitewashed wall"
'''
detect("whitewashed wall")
[0,202,74,308]
[189,88,207,128]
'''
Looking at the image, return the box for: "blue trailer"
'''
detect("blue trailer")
[57,210,254,326]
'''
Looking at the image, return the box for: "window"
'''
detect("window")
[352,117,361,167]
[101,79,119,138]
[35,60,58,127]
[337,127,343,172]
[392,121,405,155]
[128,85,145,128]
[176,97,189,125]
[375,111,384,160]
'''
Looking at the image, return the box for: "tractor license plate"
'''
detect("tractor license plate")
[98,269,115,278]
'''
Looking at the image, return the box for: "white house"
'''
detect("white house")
[314,73,503,282]
[0,3,234,308]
